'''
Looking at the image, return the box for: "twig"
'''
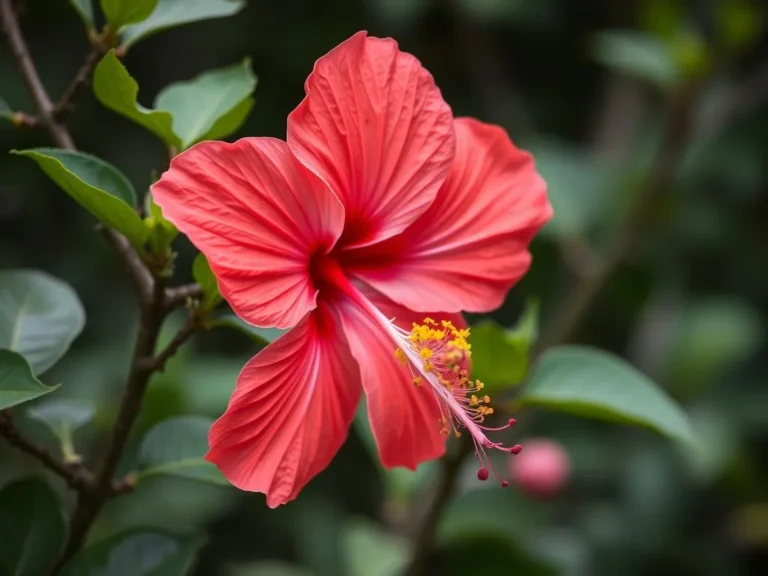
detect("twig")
[399,81,701,576]
[537,81,699,350]
[149,311,199,373]
[165,283,203,310]
[0,0,73,149]
[0,412,93,492]
[401,437,470,576]
[54,46,104,119]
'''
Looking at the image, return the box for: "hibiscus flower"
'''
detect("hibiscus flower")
[152,31,552,507]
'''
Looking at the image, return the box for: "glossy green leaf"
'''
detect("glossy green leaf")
[0,477,66,576]
[210,314,284,347]
[100,0,157,29]
[28,398,95,462]
[121,0,246,48]
[0,269,85,376]
[137,416,229,485]
[61,530,203,576]
[590,31,679,89]
[0,350,59,410]
[192,254,222,312]
[343,519,409,576]
[68,0,94,29]
[93,51,179,149]
[12,148,149,247]
[470,300,539,392]
[519,346,698,447]
[155,59,257,149]
[0,97,13,121]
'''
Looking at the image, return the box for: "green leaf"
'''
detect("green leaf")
[469,300,539,393]
[27,398,96,463]
[68,0,94,30]
[519,346,698,447]
[0,350,59,410]
[93,51,179,149]
[192,254,222,312]
[100,0,157,29]
[61,530,203,576]
[209,313,284,347]
[0,477,66,576]
[12,148,149,248]
[155,59,257,149]
[137,416,229,485]
[0,269,85,375]
[0,96,13,121]
[121,0,246,48]
[590,31,679,89]
[437,487,554,545]
[343,519,409,576]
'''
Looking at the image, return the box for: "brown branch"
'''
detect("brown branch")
[400,81,701,576]
[54,46,104,119]
[165,283,203,310]
[0,412,93,492]
[0,0,73,149]
[149,311,199,373]
[0,3,194,572]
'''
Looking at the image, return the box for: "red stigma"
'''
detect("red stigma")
[501,480,509,488]
[477,468,489,481]
[510,444,523,455]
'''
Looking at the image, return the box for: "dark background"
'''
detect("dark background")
[2,0,768,575]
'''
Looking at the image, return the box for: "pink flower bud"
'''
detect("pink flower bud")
[508,438,571,499]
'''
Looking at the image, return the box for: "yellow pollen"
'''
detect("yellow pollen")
[419,347,433,359]
[423,361,434,372]
[394,348,408,365]
[412,377,422,387]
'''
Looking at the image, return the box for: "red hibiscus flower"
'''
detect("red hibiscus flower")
[152,31,552,507]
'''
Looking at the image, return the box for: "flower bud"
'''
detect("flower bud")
[508,438,571,498]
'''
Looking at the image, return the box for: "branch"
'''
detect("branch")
[149,311,199,373]
[0,412,93,492]
[0,2,193,571]
[0,0,73,149]
[165,283,203,310]
[54,46,104,119]
[400,81,701,575]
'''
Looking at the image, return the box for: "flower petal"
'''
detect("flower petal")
[206,307,361,507]
[287,31,455,249]
[344,117,552,313]
[152,137,345,329]
[335,286,466,469]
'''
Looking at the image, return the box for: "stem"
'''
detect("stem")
[54,46,103,118]
[400,81,700,575]
[0,412,93,492]
[0,2,198,571]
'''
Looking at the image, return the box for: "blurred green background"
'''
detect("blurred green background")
[2,0,768,574]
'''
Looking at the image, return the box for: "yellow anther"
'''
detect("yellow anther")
[394,348,408,365]
[454,430,462,438]
[412,377,422,387]
[440,427,450,436]
[475,380,484,390]
[419,347,433,359]
[424,317,436,325]
[482,395,490,404]
[423,361,434,372]
[470,395,479,406]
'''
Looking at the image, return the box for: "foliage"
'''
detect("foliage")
[1,0,766,575]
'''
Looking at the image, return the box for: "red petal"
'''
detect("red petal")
[206,307,361,507]
[287,31,455,249]
[152,138,344,329]
[335,287,466,469]
[344,118,552,313]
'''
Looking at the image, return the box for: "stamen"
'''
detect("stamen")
[392,318,523,487]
